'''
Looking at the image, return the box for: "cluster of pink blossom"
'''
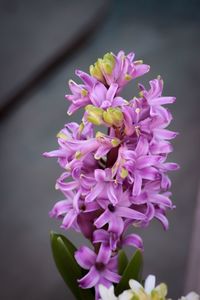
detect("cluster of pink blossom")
[44,51,179,299]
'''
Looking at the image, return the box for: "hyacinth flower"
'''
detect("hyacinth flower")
[44,50,179,300]
[75,244,120,296]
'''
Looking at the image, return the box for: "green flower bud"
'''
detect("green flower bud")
[102,52,115,75]
[89,59,104,82]
[85,105,104,125]
[89,52,115,81]
[103,107,123,127]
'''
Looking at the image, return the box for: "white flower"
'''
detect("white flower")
[179,292,200,300]
[98,275,200,300]
[99,284,118,300]
[98,275,158,300]
[130,274,156,294]
[144,274,156,293]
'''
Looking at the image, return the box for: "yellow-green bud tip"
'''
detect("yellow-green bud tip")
[56,131,67,140]
[103,108,123,127]
[85,105,104,125]
[75,151,82,160]
[120,168,128,179]
[81,89,88,97]
[111,138,120,147]
[125,73,132,81]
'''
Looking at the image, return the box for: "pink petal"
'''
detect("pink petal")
[95,145,111,160]
[91,82,107,106]
[106,83,118,101]
[117,206,145,220]
[123,233,144,250]
[56,180,78,191]
[108,216,124,236]
[132,172,142,196]
[43,149,66,158]
[136,155,160,169]
[154,128,178,140]
[85,183,104,202]
[78,266,100,288]
[133,63,150,78]
[107,255,118,270]
[104,269,121,283]
[135,136,149,156]
[96,244,111,264]
[107,184,119,205]
[93,229,109,244]
[151,194,172,208]
[49,200,72,218]
[155,211,169,230]
[61,209,77,229]
[149,96,176,106]
[162,162,180,171]
[75,69,96,87]
[95,169,106,182]
[75,246,96,269]
[95,210,111,228]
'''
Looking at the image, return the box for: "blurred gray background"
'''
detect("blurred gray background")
[1,0,200,299]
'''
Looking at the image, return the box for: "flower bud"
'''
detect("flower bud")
[85,105,104,125]
[90,52,115,81]
[103,107,123,127]
[89,59,104,82]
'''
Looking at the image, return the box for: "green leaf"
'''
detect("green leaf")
[118,250,128,275]
[115,250,143,296]
[50,232,93,300]
[51,231,77,255]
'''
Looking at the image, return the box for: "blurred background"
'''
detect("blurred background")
[1,0,200,299]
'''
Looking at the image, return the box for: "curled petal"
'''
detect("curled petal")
[133,63,150,78]
[123,233,144,250]
[162,162,180,171]
[93,229,109,244]
[104,269,121,283]
[78,266,100,288]
[149,96,175,106]
[95,145,111,160]
[75,246,96,269]
[107,255,118,270]
[145,202,155,221]
[43,149,66,158]
[61,209,77,229]
[106,83,118,101]
[139,167,157,180]
[95,169,106,181]
[117,206,146,220]
[95,210,111,228]
[132,172,142,196]
[136,155,161,169]
[155,211,169,230]
[154,128,178,140]
[49,200,72,218]
[108,216,124,236]
[56,180,78,191]
[107,184,119,205]
[151,194,172,208]
[135,137,149,155]
[85,183,104,202]
[96,244,111,264]
[91,82,107,106]
[75,69,96,87]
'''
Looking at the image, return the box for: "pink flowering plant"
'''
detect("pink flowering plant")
[44,50,179,300]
